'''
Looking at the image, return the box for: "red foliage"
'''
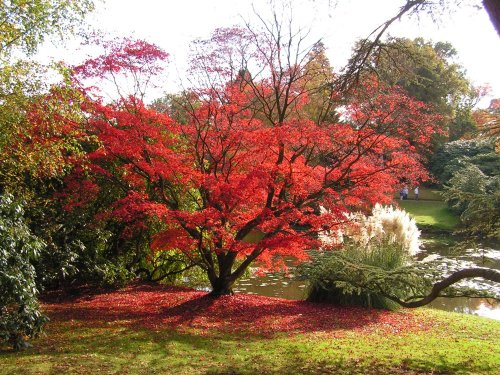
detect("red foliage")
[43,284,433,337]
[3,85,88,179]
[73,37,169,101]
[74,37,168,79]
[64,34,441,293]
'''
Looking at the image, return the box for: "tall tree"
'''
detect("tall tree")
[0,0,94,57]
[299,42,339,125]
[0,1,95,349]
[66,22,440,295]
[368,37,477,142]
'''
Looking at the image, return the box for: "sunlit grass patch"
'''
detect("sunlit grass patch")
[2,309,499,374]
[399,200,459,231]
[1,286,499,374]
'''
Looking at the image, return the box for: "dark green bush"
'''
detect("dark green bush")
[442,164,500,239]
[0,194,47,350]
[430,139,498,183]
[300,244,407,310]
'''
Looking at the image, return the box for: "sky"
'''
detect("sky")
[39,0,500,107]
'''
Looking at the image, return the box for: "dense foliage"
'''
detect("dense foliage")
[443,164,500,240]
[0,194,47,350]
[0,1,498,353]
[0,0,95,349]
[0,0,94,57]
[304,205,421,308]
[58,29,441,295]
[430,138,499,183]
[356,37,481,154]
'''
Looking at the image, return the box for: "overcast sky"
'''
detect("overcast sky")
[40,0,500,106]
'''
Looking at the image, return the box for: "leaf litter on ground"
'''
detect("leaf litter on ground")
[42,283,434,338]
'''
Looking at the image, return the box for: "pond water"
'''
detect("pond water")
[232,234,500,320]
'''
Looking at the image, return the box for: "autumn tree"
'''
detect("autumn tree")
[473,98,500,151]
[0,0,94,57]
[64,14,443,295]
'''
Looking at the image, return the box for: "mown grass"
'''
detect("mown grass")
[1,308,499,374]
[399,200,459,231]
[393,188,459,231]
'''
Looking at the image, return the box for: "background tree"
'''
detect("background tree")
[376,39,468,112]
[0,1,95,162]
[369,38,478,145]
[0,0,96,194]
[334,0,496,95]
[0,0,94,57]
[442,164,499,241]
[150,91,199,125]
[295,41,339,125]
[473,98,500,151]
[430,138,499,183]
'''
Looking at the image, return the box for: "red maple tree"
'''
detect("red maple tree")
[67,30,440,295]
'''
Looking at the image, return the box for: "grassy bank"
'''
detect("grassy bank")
[1,285,499,374]
[394,187,459,231]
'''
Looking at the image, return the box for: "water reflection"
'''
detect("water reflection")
[233,238,500,320]
[429,297,499,320]
[235,273,307,300]
[234,272,500,320]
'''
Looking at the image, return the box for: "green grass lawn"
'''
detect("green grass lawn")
[1,284,499,375]
[393,187,460,231]
[1,309,498,374]
[398,200,459,231]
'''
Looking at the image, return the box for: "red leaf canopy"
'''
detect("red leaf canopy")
[64,34,440,293]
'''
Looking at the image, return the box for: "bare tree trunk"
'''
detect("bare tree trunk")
[484,0,500,37]
[209,278,235,296]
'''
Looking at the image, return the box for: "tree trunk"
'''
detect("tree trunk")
[208,251,238,296]
[484,0,500,37]
[209,277,235,296]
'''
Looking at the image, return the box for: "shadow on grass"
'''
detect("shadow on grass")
[2,325,492,375]
[3,301,498,375]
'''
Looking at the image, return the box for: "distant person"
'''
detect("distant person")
[400,189,404,200]
[403,186,409,200]
[414,186,419,200]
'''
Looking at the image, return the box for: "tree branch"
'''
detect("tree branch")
[383,268,500,308]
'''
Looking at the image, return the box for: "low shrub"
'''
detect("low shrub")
[302,204,420,309]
